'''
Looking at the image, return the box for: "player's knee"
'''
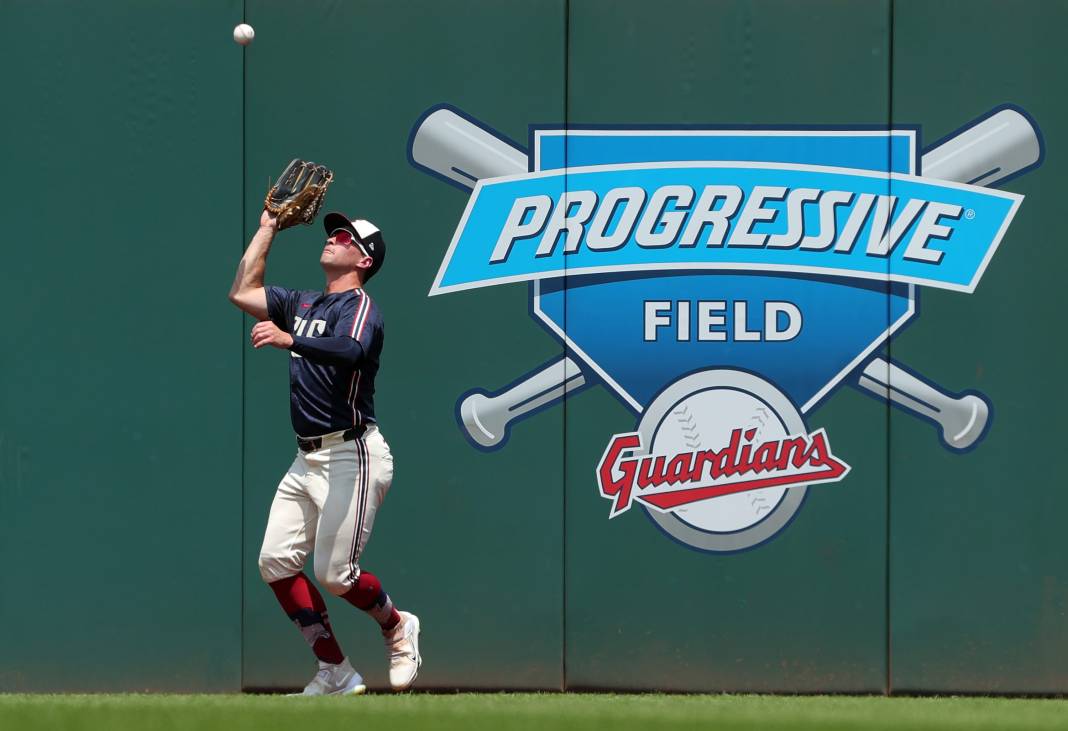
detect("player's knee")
[313,560,354,597]
[258,552,303,584]
[317,573,351,597]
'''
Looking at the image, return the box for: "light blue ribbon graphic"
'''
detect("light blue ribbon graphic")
[430,162,1021,295]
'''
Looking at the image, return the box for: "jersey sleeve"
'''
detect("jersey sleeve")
[334,292,382,351]
[265,285,299,331]
[290,335,363,366]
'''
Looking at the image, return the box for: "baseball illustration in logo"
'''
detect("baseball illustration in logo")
[408,103,1043,552]
[601,369,849,551]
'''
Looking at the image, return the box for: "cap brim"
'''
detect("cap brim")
[323,212,356,236]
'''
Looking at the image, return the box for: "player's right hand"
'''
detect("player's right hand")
[260,208,279,231]
[251,320,294,350]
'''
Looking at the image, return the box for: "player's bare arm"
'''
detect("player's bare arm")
[228,209,279,320]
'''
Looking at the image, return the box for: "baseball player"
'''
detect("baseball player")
[228,203,421,696]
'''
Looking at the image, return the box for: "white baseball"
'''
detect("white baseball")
[233,23,255,46]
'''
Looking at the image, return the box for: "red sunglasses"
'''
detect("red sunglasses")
[328,229,370,257]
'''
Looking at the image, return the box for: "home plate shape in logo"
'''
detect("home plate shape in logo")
[408,103,1042,552]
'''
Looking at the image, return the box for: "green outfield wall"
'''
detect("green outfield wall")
[1,0,1064,694]
[1,0,244,692]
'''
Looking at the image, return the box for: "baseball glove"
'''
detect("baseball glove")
[264,158,334,229]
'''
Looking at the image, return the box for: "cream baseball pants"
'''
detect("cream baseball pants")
[258,425,394,595]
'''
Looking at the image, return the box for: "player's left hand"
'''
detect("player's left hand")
[251,320,294,350]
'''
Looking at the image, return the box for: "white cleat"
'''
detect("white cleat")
[294,658,367,696]
[384,611,422,691]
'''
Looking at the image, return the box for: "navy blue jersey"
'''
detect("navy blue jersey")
[266,286,383,437]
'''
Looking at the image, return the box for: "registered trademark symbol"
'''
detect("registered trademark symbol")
[965,209,976,219]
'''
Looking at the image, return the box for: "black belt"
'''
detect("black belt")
[296,424,366,453]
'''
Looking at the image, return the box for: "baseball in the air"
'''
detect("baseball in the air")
[233,23,255,46]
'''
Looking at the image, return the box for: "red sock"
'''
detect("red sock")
[340,570,401,631]
[269,574,345,664]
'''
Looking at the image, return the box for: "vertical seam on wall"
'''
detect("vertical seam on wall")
[561,0,570,694]
[885,0,895,698]
[240,0,247,694]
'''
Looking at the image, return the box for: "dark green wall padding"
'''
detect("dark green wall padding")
[0,0,244,692]
[888,0,1068,695]
[2,0,1064,693]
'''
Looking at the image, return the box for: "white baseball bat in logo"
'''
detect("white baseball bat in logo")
[409,108,528,186]
[458,356,587,447]
[857,359,989,449]
[410,106,1041,450]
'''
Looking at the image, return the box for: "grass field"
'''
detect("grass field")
[1,693,1067,731]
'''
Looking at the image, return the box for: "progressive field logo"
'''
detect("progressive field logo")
[408,103,1042,552]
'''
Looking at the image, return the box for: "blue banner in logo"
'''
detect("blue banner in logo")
[431,163,1020,295]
